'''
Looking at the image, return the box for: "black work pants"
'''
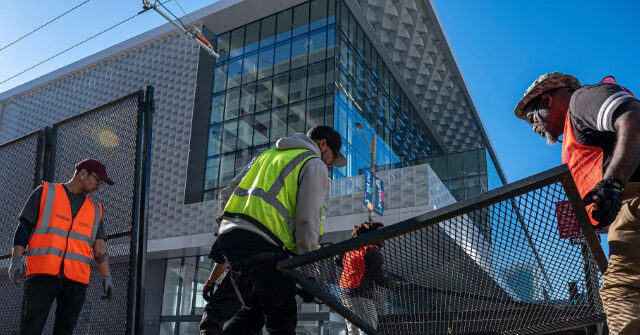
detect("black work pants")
[219,231,297,335]
[200,274,262,335]
[20,275,87,335]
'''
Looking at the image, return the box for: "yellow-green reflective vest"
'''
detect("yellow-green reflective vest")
[223,148,323,255]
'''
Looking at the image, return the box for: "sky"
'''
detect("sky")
[2,1,639,254]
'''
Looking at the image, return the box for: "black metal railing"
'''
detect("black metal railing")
[279,165,607,335]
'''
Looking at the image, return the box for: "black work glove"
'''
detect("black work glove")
[582,177,625,229]
[203,282,215,302]
[296,287,316,303]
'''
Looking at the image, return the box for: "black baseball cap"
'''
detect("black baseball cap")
[307,126,347,167]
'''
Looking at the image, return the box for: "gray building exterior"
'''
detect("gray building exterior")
[0,0,507,333]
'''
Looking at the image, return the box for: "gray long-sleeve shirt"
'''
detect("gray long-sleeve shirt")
[218,134,329,255]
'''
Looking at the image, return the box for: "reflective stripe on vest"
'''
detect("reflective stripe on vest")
[224,148,318,254]
[25,182,102,284]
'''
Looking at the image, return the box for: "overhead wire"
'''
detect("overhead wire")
[0,1,172,86]
[0,0,92,53]
[173,0,195,26]
[157,0,187,30]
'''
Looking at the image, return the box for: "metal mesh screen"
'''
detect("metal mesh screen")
[0,91,146,334]
[281,166,606,335]
[0,132,41,329]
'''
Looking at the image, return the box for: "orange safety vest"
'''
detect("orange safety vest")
[25,182,103,285]
[561,79,636,228]
[339,245,378,290]
[561,111,602,227]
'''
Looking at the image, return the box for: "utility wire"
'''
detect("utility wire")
[173,0,195,26]
[0,4,162,86]
[157,0,187,30]
[0,0,91,54]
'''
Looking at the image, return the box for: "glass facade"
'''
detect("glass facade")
[203,0,456,197]
[159,255,345,335]
[159,256,213,334]
[332,0,445,179]
[204,0,337,200]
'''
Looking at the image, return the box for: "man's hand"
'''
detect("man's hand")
[583,177,625,229]
[8,256,25,285]
[101,276,113,301]
[202,282,215,302]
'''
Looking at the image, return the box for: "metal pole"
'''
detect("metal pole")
[369,134,377,222]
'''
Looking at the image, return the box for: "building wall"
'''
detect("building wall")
[0,32,220,242]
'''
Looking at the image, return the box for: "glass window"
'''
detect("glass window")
[325,94,334,126]
[290,34,308,69]
[309,0,328,31]
[448,152,463,179]
[327,26,335,58]
[244,21,260,53]
[216,32,230,61]
[219,153,236,186]
[159,322,176,335]
[339,1,349,36]
[288,101,306,135]
[239,83,256,117]
[450,178,465,200]
[179,257,196,315]
[289,67,307,103]
[161,258,181,315]
[274,40,291,74]
[255,79,272,113]
[227,57,243,89]
[257,46,274,79]
[328,0,335,24]
[326,58,334,93]
[348,12,356,44]
[479,148,488,175]
[236,148,252,174]
[309,28,327,63]
[463,149,480,177]
[229,26,245,58]
[213,62,228,93]
[271,107,288,142]
[272,73,289,107]
[242,51,258,84]
[260,15,276,47]
[204,156,220,190]
[276,9,292,42]
[307,96,324,129]
[253,111,270,146]
[307,61,325,98]
[221,120,238,153]
[207,124,222,157]
[292,2,310,36]
[224,87,240,120]
[237,116,254,149]
[465,176,481,198]
[210,92,225,124]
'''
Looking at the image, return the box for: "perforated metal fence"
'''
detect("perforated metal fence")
[0,131,42,330]
[280,165,607,335]
[0,89,153,334]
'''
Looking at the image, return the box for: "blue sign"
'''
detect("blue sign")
[363,170,374,211]
[374,177,384,215]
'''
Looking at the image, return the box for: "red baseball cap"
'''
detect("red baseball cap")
[75,159,114,185]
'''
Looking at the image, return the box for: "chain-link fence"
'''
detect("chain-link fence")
[280,165,607,335]
[0,89,152,334]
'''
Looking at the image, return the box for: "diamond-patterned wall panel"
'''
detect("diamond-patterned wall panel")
[355,0,483,152]
[0,30,217,242]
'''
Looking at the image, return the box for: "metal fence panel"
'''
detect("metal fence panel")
[280,165,606,335]
[0,132,41,329]
[0,91,147,334]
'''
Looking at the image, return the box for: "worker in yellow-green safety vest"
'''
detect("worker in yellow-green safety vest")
[216,126,346,335]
